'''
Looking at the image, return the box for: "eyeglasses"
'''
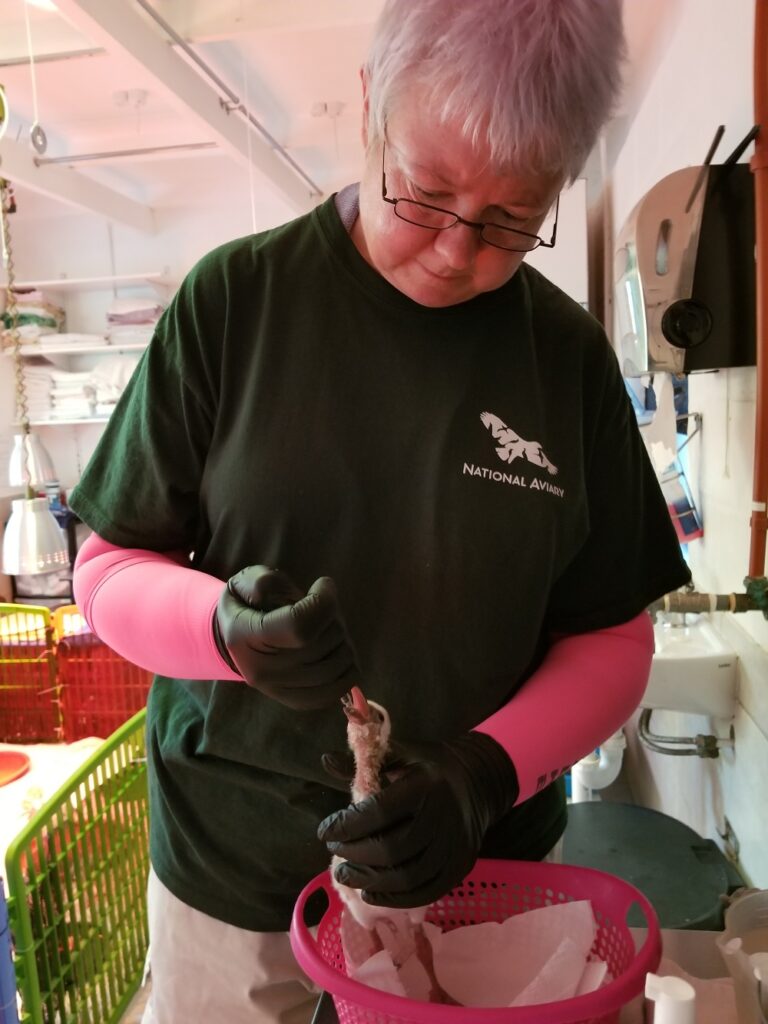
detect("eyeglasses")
[381,141,558,253]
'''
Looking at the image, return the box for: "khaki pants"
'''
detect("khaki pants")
[543,836,564,863]
[141,868,318,1024]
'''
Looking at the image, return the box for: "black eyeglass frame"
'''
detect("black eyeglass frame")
[380,140,559,253]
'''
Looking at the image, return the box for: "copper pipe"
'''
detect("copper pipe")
[749,0,768,577]
[648,591,756,615]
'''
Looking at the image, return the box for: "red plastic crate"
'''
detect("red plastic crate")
[57,631,153,741]
[0,604,62,742]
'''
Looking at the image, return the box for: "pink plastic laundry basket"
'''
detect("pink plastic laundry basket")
[290,858,661,1024]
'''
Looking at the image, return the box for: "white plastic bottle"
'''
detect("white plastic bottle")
[645,972,696,1024]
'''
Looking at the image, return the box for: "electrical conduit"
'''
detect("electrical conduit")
[749,0,768,578]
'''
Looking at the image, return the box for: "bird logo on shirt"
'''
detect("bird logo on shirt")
[480,411,558,475]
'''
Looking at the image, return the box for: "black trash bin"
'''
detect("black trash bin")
[563,801,744,929]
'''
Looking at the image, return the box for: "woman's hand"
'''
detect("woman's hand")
[213,565,357,710]
[318,732,519,907]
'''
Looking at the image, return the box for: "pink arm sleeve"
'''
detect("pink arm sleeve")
[474,611,653,804]
[73,532,241,680]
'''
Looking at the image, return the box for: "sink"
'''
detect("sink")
[642,618,738,718]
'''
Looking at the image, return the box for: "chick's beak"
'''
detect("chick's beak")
[342,685,370,724]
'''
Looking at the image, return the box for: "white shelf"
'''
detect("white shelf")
[0,274,160,438]
[29,417,111,427]
[1,271,173,293]
[7,340,149,357]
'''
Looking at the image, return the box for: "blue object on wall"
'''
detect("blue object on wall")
[0,880,19,1024]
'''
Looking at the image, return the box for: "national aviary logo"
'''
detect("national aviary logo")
[480,411,558,475]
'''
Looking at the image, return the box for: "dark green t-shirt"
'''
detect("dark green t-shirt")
[69,194,690,931]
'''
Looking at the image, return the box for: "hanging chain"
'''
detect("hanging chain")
[1,175,34,498]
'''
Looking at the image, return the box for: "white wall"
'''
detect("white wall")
[0,170,295,488]
[0,169,294,598]
[527,177,588,307]
[610,0,768,886]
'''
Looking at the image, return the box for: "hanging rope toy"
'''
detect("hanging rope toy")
[0,83,8,140]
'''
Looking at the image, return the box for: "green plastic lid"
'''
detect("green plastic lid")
[563,802,744,929]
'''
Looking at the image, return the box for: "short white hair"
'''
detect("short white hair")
[364,0,625,182]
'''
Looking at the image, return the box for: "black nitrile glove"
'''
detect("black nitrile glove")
[317,732,519,907]
[213,565,357,710]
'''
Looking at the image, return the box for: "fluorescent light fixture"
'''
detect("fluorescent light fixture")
[26,0,58,10]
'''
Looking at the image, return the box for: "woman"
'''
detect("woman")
[70,1,690,1020]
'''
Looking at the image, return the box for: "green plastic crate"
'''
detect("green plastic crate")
[4,710,149,1024]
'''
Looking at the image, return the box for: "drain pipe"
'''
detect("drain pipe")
[570,729,626,802]
[749,0,768,580]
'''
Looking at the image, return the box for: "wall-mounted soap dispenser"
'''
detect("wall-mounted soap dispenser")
[613,162,755,376]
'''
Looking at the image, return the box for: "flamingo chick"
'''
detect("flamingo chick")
[331,686,395,930]
[331,688,454,1004]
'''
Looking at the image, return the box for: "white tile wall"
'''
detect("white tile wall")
[611,0,768,886]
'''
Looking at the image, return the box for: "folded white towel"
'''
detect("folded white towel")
[106,296,162,316]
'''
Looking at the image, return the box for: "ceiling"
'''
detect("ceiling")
[0,0,679,231]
